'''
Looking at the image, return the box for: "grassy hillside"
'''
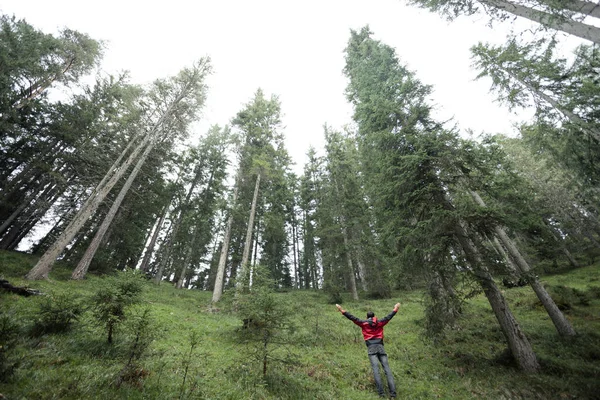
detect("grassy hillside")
[1,250,599,399]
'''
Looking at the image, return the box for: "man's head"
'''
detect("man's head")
[366,311,375,319]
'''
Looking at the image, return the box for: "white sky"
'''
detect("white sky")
[0,0,581,172]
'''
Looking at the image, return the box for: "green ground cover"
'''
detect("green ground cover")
[1,250,599,399]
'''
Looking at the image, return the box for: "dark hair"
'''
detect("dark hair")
[367,311,375,319]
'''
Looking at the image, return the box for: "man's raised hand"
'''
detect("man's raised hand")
[336,304,345,313]
[394,303,400,312]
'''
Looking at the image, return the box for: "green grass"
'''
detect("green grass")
[1,250,600,399]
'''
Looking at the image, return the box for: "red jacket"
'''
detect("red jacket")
[343,309,397,344]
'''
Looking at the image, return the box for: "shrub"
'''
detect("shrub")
[90,270,145,343]
[543,284,590,310]
[31,292,82,336]
[115,307,156,388]
[236,265,296,377]
[0,311,21,381]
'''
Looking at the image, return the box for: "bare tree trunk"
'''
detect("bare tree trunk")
[483,0,600,44]
[153,223,174,284]
[252,218,260,267]
[583,230,600,249]
[490,236,519,275]
[237,173,261,293]
[356,256,368,292]
[139,204,169,272]
[342,226,359,300]
[505,69,600,143]
[471,191,576,336]
[26,70,197,280]
[545,222,580,268]
[559,0,600,19]
[291,212,299,289]
[212,174,241,303]
[176,228,197,289]
[26,132,150,280]
[454,221,540,372]
[72,139,155,279]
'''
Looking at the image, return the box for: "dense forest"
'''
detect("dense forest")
[1,1,600,398]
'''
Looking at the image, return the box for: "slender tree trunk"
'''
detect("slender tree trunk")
[176,227,198,289]
[483,0,600,44]
[212,174,241,303]
[153,223,174,284]
[490,236,519,275]
[13,58,75,109]
[175,168,217,289]
[72,139,156,279]
[237,173,261,293]
[291,212,299,289]
[545,222,580,268]
[470,191,576,336]
[454,220,540,372]
[559,0,600,19]
[342,226,359,300]
[0,201,28,237]
[356,256,368,292]
[140,205,169,272]
[583,230,600,249]
[26,133,150,279]
[26,75,193,280]
[506,70,600,143]
[302,209,310,289]
[252,218,260,267]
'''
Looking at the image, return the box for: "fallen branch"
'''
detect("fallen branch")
[0,279,43,296]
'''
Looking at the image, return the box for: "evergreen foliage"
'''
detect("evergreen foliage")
[89,270,146,343]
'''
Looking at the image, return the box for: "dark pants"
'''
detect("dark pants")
[367,344,396,398]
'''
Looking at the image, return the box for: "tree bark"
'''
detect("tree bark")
[483,0,600,44]
[212,174,241,303]
[454,220,540,372]
[356,256,368,292]
[291,211,299,289]
[559,0,600,18]
[342,226,359,300]
[140,204,169,273]
[72,139,155,280]
[470,191,576,336]
[26,69,197,280]
[176,227,197,289]
[511,70,600,143]
[237,173,261,293]
[25,133,149,279]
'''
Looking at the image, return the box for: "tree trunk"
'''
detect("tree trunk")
[26,133,150,280]
[252,218,260,267]
[356,257,368,292]
[140,205,169,272]
[342,226,359,300]
[72,139,155,280]
[470,191,576,336]
[490,236,519,275]
[560,0,600,18]
[26,77,192,280]
[454,220,540,372]
[545,222,580,268]
[237,173,261,293]
[176,227,197,289]
[153,223,174,284]
[483,0,600,44]
[508,70,600,143]
[212,174,241,303]
[291,212,299,289]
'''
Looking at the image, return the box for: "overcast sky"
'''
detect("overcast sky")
[1,0,566,171]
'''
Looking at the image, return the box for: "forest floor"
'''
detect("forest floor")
[1,250,600,399]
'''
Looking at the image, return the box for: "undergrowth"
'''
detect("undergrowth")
[0,250,599,399]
